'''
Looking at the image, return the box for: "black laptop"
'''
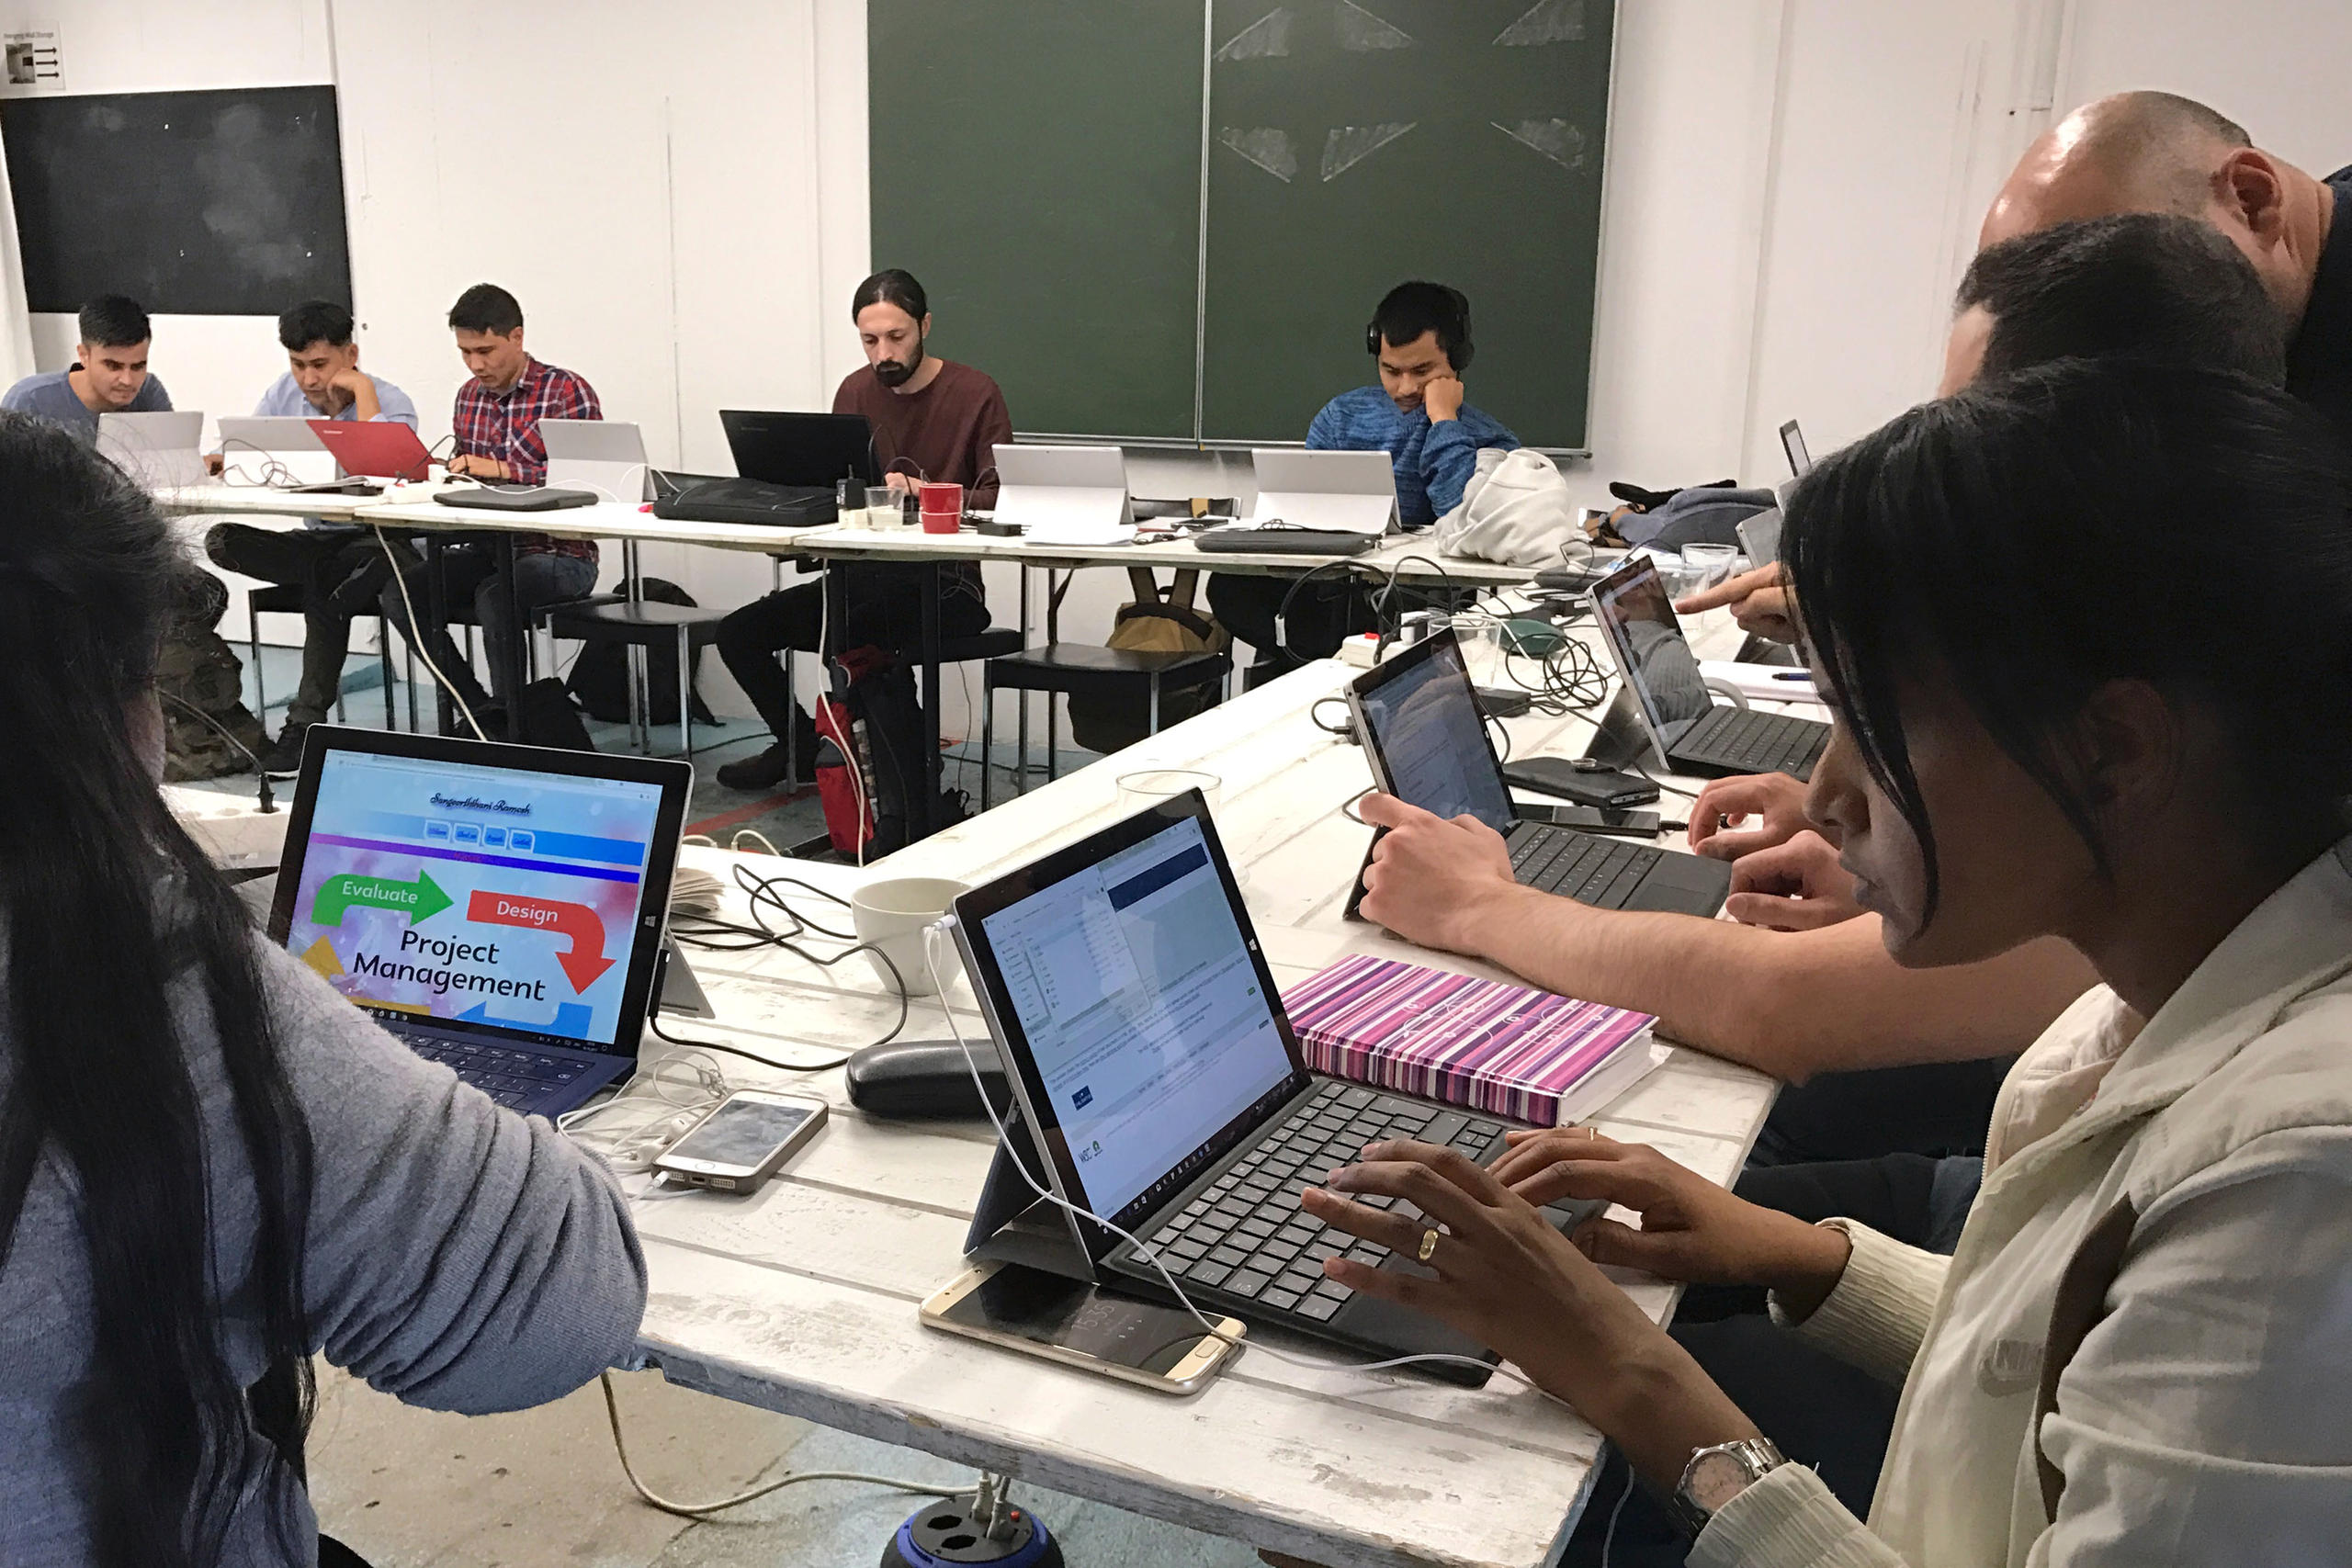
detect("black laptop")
[432,483,600,512]
[951,794,1606,1386]
[1588,556,1831,780]
[1347,630,1733,917]
[266,727,692,1117]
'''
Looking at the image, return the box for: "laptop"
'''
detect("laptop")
[721,409,879,490]
[1348,631,1732,916]
[266,726,692,1117]
[952,794,1606,1386]
[1779,418,1814,478]
[310,419,434,482]
[990,443,1133,543]
[1588,557,1830,780]
[543,418,654,502]
[97,411,210,489]
[1244,449,1398,536]
[216,415,357,491]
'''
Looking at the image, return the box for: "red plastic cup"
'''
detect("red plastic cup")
[919,481,964,535]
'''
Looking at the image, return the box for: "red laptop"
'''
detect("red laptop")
[308,419,434,482]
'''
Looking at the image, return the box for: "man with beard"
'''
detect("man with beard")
[715,270,1011,828]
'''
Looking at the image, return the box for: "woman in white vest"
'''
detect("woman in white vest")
[1301,358,2352,1564]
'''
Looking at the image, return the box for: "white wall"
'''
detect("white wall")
[24,0,2344,739]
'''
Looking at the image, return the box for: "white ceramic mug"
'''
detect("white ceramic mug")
[850,876,967,997]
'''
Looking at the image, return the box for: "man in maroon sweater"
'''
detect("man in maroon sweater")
[716,270,1012,808]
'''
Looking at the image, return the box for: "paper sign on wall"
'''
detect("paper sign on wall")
[1,21,64,96]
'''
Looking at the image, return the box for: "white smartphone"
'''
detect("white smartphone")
[651,1089,828,1192]
[920,1261,1243,1395]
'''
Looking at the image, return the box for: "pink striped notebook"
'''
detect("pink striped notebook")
[1283,954,1657,1127]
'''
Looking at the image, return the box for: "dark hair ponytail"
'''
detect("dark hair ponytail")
[0,412,315,1565]
[1784,358,2352,922]
[853,267,929,321]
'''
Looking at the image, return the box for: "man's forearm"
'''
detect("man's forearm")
[1454,886,2094,1080]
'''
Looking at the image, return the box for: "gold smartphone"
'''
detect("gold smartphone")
[920,1261,1243,1395]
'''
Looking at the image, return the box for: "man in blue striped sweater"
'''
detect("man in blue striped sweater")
[1209,282,1520,684]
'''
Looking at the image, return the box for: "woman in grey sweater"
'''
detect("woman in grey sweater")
[0,410,647,1564]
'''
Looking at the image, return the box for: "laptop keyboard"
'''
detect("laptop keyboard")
[1509,827,1663,908]
[1137,1081,1587,1322]
[1674,705,1829,779]
[395,1028,586,1109]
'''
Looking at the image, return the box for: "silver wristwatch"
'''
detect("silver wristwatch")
[1668,1437,1787,1536]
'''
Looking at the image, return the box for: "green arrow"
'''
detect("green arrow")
[311,869,452,927]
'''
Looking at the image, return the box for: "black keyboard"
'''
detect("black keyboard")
[1509,826,1662,907]
[1672,705,1829,779]
[396,1030,586,1110]
[1130,1081,1594,1322]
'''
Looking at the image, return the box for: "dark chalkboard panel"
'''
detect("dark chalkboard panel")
[1202,0,1612,450]
[1,85,351,316]
[869,2,1205,441]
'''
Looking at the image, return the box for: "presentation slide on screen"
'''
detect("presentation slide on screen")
[282,753,663,1046]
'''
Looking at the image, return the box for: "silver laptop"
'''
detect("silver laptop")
[1587,556,1830,781]
[1247,448,1397,536]
[543,419,652,502]
[97,411,209,490]
[991,443,1132,538]
[218,415,343,487]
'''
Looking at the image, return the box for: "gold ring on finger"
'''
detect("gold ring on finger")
[1417,1227,1440,1264]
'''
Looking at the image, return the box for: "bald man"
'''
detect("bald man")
[1690,90,2346,644]
[1984,89,2348,441]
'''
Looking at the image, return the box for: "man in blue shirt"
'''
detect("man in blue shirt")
[203,299,421,773]
[0,295,172,442]
[1209,282,1520,684]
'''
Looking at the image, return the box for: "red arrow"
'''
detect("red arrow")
[468,889,616,992]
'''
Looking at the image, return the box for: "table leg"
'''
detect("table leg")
[424,535,451,737]
[622,539,648,754]
[1016,566,1032,795]
[499,534,528,718]
[919,559,942,839]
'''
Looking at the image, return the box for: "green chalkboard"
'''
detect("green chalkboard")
[1202,0,1611,449]
[869,0,1611,449]
[868,1,1206,441]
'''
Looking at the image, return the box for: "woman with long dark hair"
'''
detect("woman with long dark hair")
[1304,359,2352,1562]
[0,411,645,1563]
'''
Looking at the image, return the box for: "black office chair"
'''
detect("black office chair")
[245,581,406,731]
[978,564,1232,812]
[543,598,729,756]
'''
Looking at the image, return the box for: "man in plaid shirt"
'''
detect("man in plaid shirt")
[378,283,605,728]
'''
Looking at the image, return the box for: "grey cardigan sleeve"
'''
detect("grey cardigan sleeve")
[256,939,647,1412]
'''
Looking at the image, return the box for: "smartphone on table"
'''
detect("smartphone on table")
[651,1089,828,1192]
[921,1260,1244,1395]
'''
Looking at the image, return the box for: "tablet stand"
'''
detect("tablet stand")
[963,1101,1102,1284]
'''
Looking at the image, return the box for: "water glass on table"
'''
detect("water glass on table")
[1116,768,1221,813]
[1683,542,1740,590]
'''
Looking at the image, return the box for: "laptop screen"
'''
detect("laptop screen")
[277,748,670,1051]
[1590,558,1715,750]
[1351,634,1515,833]
[974,812,1296,1224]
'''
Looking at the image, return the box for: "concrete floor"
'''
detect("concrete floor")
[307,1365,1268,1567]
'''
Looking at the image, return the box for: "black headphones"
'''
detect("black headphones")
[1366,285,1474,373]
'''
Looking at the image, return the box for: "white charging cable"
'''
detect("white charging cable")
[920,922,1562,1396]
[371,523,490,741]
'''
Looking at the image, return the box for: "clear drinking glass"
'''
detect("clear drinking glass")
[1116,769,1222,813]
[1683,542,1739,590]
[865,485,901,528]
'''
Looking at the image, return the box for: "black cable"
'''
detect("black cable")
[1309,696,1355,739]
[663,863,912,1053]
[1629,761,1706,802]
[157,691,277,812]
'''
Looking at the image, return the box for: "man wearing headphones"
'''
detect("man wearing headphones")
[1208,282,1519,685]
